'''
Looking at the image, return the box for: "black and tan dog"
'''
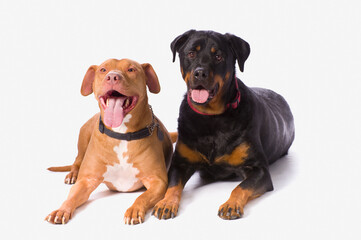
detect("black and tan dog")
[153,30,295,220]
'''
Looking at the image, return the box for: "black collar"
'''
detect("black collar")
[98,105,159,141]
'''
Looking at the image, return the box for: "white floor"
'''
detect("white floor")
[1,1,361,239]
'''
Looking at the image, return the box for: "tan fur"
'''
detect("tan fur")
[176,141,207,164]
[169,132,178,143]
[218,188,260,219]
[46,59,173,225]
[152,183,183,219]
[214,142,250,166]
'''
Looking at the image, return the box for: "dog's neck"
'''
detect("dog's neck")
[225,76,241,110]
[98,106,157,141]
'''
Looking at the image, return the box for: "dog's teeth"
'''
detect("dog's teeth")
[124,98,130,108]
[106,99,109,107]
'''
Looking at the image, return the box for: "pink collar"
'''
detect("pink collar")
[187,79,241,116]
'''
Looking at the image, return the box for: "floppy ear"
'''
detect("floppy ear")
[171,29,196,62]
[225,33,250,72]
[141,63,160,94]
[81,65,97,96]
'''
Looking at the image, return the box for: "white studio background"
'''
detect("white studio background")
[1,0,360,239]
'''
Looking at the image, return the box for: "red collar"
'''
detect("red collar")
[187,79,241,116]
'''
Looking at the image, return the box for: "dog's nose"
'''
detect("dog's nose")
[193,67,208,81]
[105,72,122,84]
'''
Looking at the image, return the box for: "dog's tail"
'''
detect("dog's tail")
[169,132,178,143]
[47,165,72,172]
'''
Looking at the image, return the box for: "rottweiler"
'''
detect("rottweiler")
[153,30,295,220]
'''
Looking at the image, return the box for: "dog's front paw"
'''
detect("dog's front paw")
[218,200,244,220]
[124,205,146,225]
[45,209,71,224]
[152,198,179,220]
[64,170,78,184]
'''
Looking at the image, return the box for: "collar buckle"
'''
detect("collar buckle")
[147,122,156,135]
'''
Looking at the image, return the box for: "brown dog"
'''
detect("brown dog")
[46,58,175,225]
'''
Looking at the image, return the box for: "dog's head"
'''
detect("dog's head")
[171,30,250,114]
[81,58,160,128]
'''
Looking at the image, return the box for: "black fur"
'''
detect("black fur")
[167,30,295,218]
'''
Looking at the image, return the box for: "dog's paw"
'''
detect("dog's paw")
[64,170,78,184]
[218,201,244,220]
[152,198,179,220]
[45,209,71,224]
[124,205,146,225]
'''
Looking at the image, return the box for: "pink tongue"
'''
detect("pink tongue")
[191,89,209,103]
[104,97,125,128]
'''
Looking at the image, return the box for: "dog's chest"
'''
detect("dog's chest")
[102,115,143,192]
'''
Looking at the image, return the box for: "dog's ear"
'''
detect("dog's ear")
[225,33,250,72]
[142,63,160,94]
[81,65,97,96]
[171,29,196,62]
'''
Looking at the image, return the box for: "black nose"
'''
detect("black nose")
[193,67,209,81]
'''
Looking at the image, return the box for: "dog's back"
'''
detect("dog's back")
[251,87,295,163]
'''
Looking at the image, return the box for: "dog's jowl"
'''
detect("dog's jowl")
[153,30,295,220]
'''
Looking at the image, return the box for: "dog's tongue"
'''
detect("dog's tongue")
[104,97,125,128]
[191,89,209,104]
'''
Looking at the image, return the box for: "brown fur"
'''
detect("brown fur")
[46,59,174,225]
[214,142,250,166]
[218,187,260,219]
[152,183,184,219]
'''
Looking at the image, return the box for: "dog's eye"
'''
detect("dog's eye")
[215,55,223,62]
[100,68,106,72]
[128,68,135,73]
[187,51,196,59]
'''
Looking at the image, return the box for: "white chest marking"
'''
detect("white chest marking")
[102,114,142,192]
[112,114,132,133]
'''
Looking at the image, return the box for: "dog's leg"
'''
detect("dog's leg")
[46,177,102,224]
[123,176,167,225]
[152,152,196,220]
[218,166,273,220]
[65,116,96,184]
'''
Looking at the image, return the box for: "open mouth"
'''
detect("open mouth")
[99,90,138,128]
[188,84,219,104]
